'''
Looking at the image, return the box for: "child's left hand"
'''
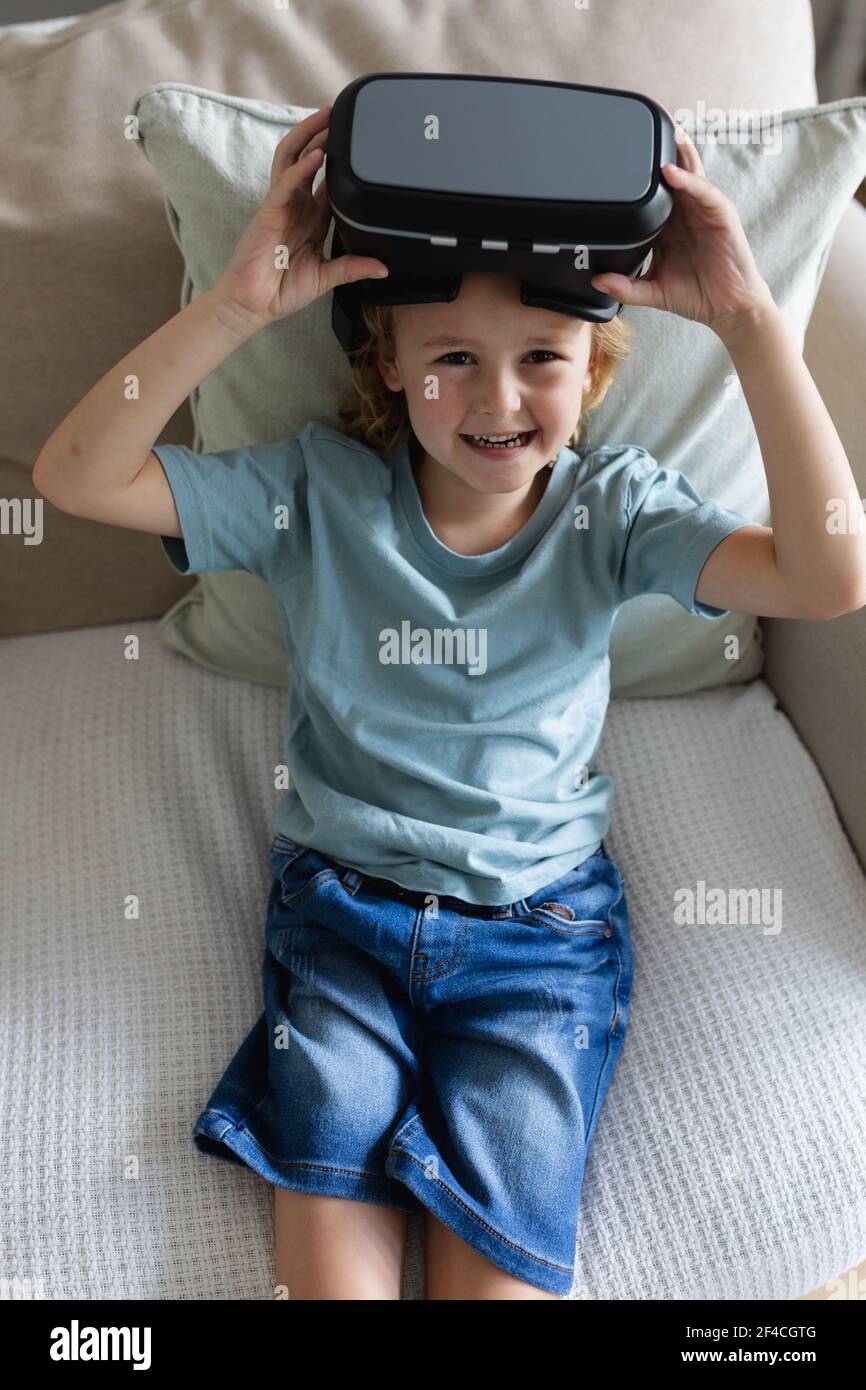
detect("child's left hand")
[590,118,774,344]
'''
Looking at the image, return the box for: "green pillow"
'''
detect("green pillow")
[132,85,866,695]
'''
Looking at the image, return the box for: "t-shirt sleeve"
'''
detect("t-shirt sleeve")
[614,454,755,619]
[152,436,307,585]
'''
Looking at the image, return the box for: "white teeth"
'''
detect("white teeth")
[467,432,531,446]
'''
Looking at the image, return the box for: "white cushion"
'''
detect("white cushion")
[134,86,866,697]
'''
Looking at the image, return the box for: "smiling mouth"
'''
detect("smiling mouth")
[459,430,538,454]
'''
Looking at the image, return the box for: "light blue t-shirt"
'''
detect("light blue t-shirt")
[154,421,752,905]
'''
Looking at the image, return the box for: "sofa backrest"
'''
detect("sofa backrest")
[0,0,818,635]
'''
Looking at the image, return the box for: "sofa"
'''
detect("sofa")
[2,0,865,1301]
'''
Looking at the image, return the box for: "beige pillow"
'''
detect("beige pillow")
[134,86,866,694]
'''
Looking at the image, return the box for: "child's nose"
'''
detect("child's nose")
[473,379,522,412]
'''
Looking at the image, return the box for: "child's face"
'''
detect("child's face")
[376,271,595,496]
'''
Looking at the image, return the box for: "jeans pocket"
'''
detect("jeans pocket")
[520,902,612,938]
[271,833,305,859]
[519,849,619,938]
[270,838,341,912]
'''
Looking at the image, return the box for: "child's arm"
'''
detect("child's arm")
[33,104,387,538]
[33,288,262,537]
[592,120,866,621]
[695,301,866,619]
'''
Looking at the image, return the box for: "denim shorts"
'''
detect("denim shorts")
[192,834,633,1296]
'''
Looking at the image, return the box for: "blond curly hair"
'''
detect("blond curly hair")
[337,294,634,455]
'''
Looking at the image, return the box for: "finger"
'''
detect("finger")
[676,126,706,178]
[298,128,330,162]
[264,143,326,210]
[591,271,662,312]
[320,255,389,296]
[665,110,706,178]
[661,162,729,216]
[270,106,332,181]
[311,174,334,227]
[312,172,330,208]
[664,105,684,141]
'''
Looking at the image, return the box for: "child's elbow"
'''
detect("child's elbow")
[824,584,866,619]
[32,460,66,509]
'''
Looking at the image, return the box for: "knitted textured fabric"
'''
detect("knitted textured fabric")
[3,623,865,1298]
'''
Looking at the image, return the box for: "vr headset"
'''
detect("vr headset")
[325,73,677,355]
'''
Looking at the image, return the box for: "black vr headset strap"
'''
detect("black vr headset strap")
[519,283,624,322]
[328,226,625,350]
[330,225,464,352]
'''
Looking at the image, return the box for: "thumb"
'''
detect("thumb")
[320,256,389,295]
[591,272,659,310]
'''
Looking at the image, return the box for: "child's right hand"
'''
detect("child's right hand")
[214,105,389,329]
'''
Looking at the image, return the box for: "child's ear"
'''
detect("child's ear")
[376,348,402,392]
[583,336,601,393]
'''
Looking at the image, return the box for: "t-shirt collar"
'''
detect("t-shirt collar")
[388,427,578,576]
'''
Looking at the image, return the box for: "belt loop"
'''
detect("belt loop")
[340,868,364,895]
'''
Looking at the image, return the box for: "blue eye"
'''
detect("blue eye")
[437,349,560,366]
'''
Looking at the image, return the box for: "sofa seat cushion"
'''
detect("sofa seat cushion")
[2,624,864,1298]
